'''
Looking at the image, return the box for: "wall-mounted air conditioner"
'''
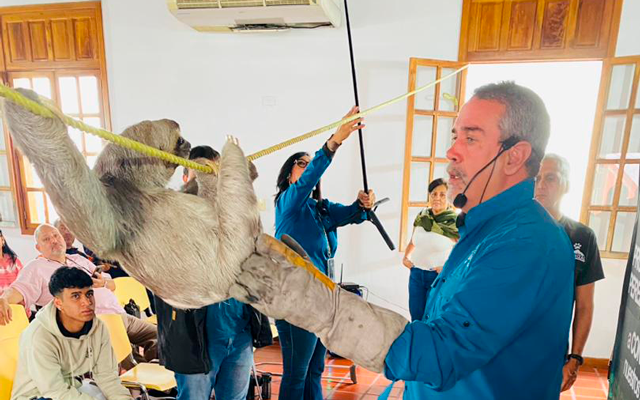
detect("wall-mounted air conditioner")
[167,0,343,33]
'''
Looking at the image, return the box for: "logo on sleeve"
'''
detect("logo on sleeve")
[573,242,586,263]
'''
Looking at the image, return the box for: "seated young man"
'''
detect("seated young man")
[11,266,133,400]
[0,224,157,368]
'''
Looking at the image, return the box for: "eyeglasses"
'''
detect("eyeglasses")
[535,174,560,185]
[294,159,309,169]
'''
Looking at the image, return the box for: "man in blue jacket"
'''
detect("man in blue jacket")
[231,81,575,400]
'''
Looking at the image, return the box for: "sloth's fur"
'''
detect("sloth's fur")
[3,89,261,308]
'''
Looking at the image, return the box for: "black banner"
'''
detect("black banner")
[609,211,640,399]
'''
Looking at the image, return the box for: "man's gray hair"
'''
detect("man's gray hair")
[34,223,55,243]
[473,81,550,177]
[543,153,571,185]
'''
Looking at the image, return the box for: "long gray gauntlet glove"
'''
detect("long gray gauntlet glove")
[229,234,409,373]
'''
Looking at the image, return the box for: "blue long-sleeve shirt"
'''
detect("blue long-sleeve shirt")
[206,298,250,345]
[384,180,575,400]
[275,146,367,275]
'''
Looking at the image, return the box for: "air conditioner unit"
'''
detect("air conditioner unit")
[167,0,343,33]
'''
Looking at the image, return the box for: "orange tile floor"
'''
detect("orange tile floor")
[559,366,609,400]
[253,343,609,400]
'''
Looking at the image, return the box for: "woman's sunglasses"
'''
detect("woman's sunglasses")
[294,159,309,169]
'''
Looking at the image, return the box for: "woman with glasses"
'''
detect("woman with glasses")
[402,178,459,321]
[273,106,375,400]
[0,229,23,294]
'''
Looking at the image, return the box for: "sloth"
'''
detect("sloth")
[3,89,261,309]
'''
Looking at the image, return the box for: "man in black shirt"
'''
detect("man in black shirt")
[535,154,605,391]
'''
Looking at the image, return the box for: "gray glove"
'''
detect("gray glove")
[229,234,409,373]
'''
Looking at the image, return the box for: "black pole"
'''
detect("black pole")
[343,0,368,192]
[343,0,395,251]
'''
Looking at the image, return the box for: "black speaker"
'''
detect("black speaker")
[247,372,271,399]
[339,282,363,297]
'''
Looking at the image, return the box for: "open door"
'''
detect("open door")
[581,56,640,259]
[588,55,640,400]
[399,58,467,251]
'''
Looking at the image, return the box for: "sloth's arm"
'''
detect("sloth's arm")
[3,89,117,254]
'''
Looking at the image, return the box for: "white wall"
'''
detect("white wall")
[586,259,626,358]
[616,0,640,57]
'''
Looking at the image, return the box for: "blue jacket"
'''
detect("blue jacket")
[206,299,250,345]
[275,146,367,275]
[384,180,575,400]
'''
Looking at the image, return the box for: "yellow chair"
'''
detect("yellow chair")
[113,277,156,324]
[98,314,176,394]
[0,305,29,400]
[0,337,20,400]
[0,305,29,341]
[97,314,132,364]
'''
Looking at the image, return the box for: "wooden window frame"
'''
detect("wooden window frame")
[580,56,640,259]
[0,75,19,228]
[0,2,111,235]
[399,58,467,251]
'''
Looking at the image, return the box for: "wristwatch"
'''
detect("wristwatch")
[567,353,584,365]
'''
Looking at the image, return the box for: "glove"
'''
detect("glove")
[229,234,409,373]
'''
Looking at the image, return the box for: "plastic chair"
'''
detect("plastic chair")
[0,305,29,400]
[113,277,156,324]
[98,313,176,397]
[0,337,20,400]
[97,313,133,364]
[0,305,29,341]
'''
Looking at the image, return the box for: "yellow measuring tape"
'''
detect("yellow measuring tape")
[0,64,467,174]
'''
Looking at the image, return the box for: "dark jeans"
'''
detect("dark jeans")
[408,268,439,321]
[275,319,326,400]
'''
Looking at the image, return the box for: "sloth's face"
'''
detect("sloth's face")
[157,119,191,159]
[174,135,191,159]
[102,119,193,176]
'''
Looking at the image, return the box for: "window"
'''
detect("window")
[0,2,110,234]
[8,71,108,228]
[582,56,640,258]
[399,58,467,251]
[0,77,17,227]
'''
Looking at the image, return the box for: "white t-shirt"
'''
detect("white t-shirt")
[409,227,455,270]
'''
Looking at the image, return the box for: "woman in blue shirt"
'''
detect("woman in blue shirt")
[273,106,375,400]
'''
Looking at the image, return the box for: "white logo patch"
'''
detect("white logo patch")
[573,242,586,263]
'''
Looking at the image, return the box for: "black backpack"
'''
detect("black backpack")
[248,305,273,349]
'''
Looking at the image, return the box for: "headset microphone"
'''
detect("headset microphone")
[452,137,519,209]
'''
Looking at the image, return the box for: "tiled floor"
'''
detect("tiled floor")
[253,343,608,400]
[253,343,402,400]
[559,366,609,400]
